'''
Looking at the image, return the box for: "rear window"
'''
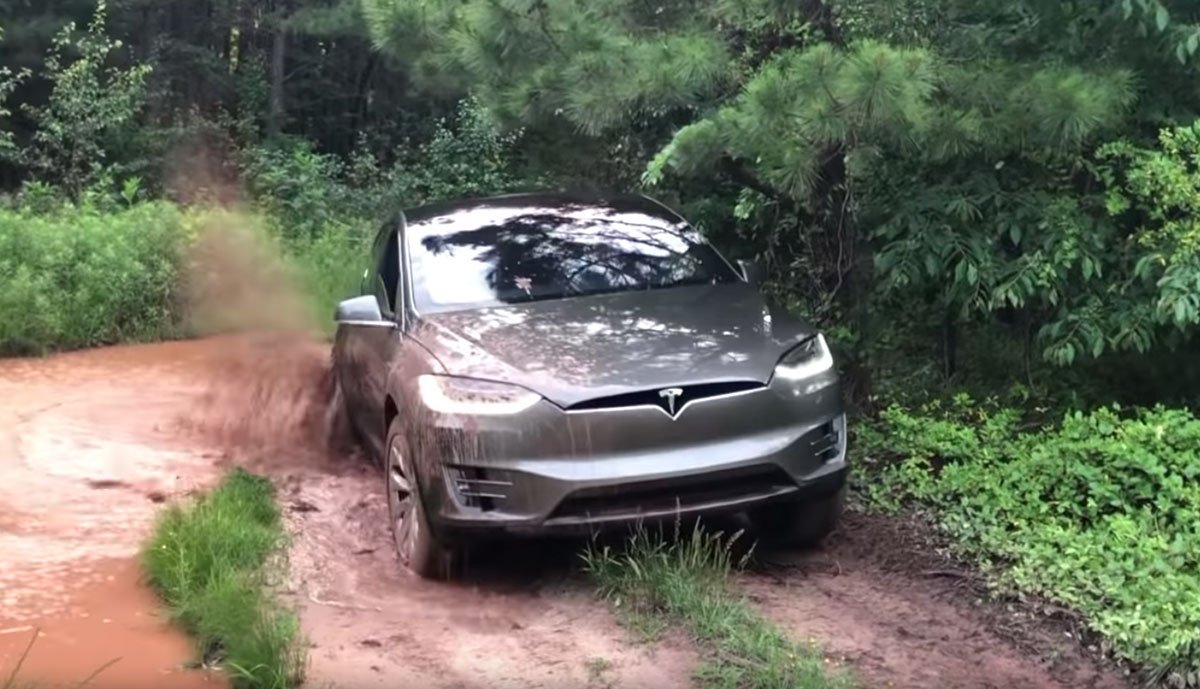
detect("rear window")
[406,201,738,312]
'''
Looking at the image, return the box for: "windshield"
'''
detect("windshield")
[406,201,740,312]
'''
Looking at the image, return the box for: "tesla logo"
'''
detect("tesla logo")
[658,387,685,417]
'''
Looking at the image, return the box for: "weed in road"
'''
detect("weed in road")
[585,655,614,687]
[582,522,854,689]
[142,468,304,689]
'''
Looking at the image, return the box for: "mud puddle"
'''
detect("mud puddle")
[0,559,222,689]
[0,340,232,687]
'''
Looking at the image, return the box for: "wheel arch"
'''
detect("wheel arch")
[384,394,399,436]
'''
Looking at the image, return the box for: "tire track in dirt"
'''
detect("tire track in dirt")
[742,514,1130,689]
[276,465,696,689]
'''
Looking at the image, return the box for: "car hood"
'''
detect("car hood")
[413,283,817,408]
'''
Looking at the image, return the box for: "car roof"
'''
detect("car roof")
[400,190,683,226]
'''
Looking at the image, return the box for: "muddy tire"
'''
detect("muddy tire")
[750,485,845,549]
[325,372,356,455]
[385,418,459,580]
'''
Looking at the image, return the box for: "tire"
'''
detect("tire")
[324,371,356,455]
[384,418,459,579]
[749,485,845,549]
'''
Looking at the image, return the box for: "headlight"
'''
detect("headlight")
[417,375,541,415]
[774,333,834,381]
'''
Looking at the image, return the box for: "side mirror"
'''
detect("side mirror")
[737,258,765,287]
[335,295,391,326]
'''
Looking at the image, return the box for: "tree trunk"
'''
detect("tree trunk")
[802,1,874,406]
[943,308,958,382]
[268,2,288,137]
[349,52,377,151]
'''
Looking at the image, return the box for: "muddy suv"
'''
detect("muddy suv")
[332,191,848,578]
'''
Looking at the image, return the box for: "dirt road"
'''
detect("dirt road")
[0,337,1128,689]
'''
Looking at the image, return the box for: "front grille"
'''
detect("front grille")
[549,465,792,521]
[568,381,762,414]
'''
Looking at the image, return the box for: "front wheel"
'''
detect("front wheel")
[749,485,845,549]
[324,369,356,455]
[385,419,459,580]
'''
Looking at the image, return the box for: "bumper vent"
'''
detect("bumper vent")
[808,415,845,463]
[447,467,512,511]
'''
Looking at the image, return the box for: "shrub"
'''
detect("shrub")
[583,523,853,689]
[16,2,152,199]
[142,468,303,689]
[861,398,1200,680]
[0,201,187,354]
[286,224,368,331]
[239,139,354,242]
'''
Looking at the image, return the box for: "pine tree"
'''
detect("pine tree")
[362,0,1200,370]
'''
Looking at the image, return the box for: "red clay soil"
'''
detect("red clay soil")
[0,342,226,688]
[744,512,1130,689]
[0,336,1134,689]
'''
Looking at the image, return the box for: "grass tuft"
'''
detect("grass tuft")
[582,521,854,689]
[142,468,304,689]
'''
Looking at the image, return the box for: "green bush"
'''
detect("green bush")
[0,199,375,353]
[286,224,368,331]
[142,468,303,689]
[860,398,1200,680]
[0,201,187,354]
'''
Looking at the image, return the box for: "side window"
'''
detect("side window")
[374,229,401,315]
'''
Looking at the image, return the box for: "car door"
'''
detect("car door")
[335,220,402,456]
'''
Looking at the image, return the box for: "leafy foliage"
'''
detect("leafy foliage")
[860,399,1200,683]
[0,201,186,354]
[361,0,1200,382]
[0,26,30,162]
[240,97,533,240]
[13,2,151,199]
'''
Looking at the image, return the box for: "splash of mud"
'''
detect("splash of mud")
[180,210,318,337]
[178,332,356,472]
[171,208,359,472]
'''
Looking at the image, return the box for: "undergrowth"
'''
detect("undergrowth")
[141,468,304,689]
[0,202,187,354]
[582,522,854,689]
[0,199,368,355]
[858,396,1200,685]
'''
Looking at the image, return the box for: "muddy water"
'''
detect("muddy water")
[0,560,221,689]
[0,341,227,687]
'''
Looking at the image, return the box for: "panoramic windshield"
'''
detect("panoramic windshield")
[406,200,739,312]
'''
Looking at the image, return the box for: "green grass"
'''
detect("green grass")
[859,398,1200,684]
[141,469,304,689]
[0,202,188,355]
[582,522,854,689]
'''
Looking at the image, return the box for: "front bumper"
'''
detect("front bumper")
[411,376,848,538]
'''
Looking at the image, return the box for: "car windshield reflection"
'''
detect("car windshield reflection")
[407,202,738,312]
